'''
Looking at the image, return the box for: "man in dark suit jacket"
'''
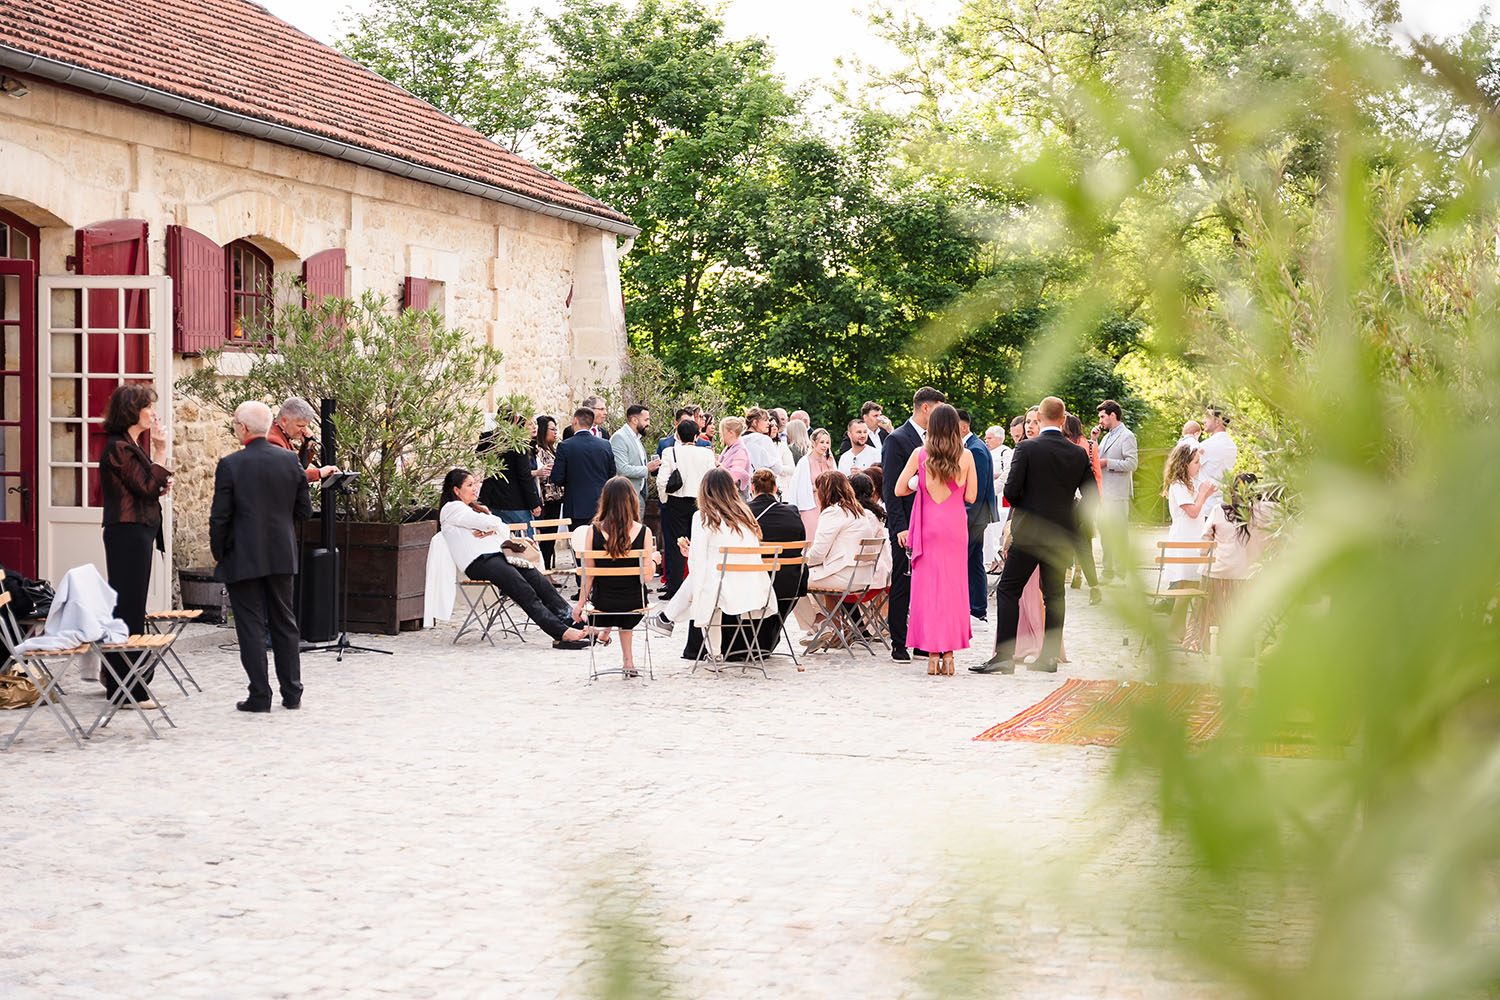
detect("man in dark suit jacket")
[748,481,809,654]
[958,410,998,620]
[880,386,947,662]
[550,407,616,527]
[974,396,1099,675]
[211,401,314,712]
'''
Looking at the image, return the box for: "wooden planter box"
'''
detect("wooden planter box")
[302,519,435,635]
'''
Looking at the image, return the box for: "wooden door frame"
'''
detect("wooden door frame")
[0,259,38,576]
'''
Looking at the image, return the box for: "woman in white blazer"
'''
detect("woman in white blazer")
[797,471,889,638]
[650,468,775,650]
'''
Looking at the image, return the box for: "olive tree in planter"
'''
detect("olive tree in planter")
[178,292,528,633]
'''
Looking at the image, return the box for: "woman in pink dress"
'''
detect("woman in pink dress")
[894,404,978,675]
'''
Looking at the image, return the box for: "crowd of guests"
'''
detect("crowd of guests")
[93,381,1272,714]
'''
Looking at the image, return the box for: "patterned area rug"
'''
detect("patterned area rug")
[973,678,1339,757]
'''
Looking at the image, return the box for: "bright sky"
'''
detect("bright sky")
[258,0,1497,87]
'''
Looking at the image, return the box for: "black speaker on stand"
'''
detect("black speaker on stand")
[301,399,391,662]
[298,399,340,642]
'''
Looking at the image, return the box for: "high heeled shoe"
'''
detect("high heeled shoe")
[942,652,955,676]
[927,654,940,675]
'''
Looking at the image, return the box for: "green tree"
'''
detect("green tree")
[338,0,548,151]
[543,0,797,375]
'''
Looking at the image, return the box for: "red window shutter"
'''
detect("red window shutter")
[167,225,228,354]
[76,220,150,364]
[402,276,431,312]
[302,248,347,307]
[76,219,149,276]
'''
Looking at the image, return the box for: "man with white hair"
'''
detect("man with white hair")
[270,396,339,483]
[211,401,314,713]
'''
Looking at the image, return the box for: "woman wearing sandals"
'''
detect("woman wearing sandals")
[574,477,657,678]
[894,404,978,675]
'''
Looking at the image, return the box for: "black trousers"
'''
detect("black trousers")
[228,574,303,707]
[102,522,157,700]
[467,554,575,641]
[887,532,912,651]
[1071,506,1099,588]
[660,496,696,598]
[538,499,563,568]
[993,543,1070,663]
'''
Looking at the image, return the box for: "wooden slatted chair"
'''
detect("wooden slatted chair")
[763,542,807,669]
[144,608,204,696]
[1141,540,1217,657]
[88,633,179,739]
[0,591,88,750]
[804,537,890,658]
[692,548,781,677]
[528,517,578,589]
[575,548,653,681]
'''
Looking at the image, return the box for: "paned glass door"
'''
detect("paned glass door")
[39,276,172,609]
[0,260,37,576]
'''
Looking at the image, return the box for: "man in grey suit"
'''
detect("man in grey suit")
[1091,399,1138,583]
[211,401,314,713]
[610,404,661,506]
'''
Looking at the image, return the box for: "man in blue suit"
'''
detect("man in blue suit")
[958,410,998,620]
[550,407,616,528]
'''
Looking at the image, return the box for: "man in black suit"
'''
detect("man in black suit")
[748,472,809,655]
[211,401,314,712]
[974,396,1099,675]
[880,386,947,662]
[550,406,616,528]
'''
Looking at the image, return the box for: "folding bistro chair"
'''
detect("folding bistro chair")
[763,542,807,668]
[453,577,525,645]
[0,592,89,751]
[575,548,653,682]
[87,633,179,739]
[528,518,577,587]
[144,608,204,696]
[1139,540,1217,657]
[692,550,780,678]
[804,537,890,658]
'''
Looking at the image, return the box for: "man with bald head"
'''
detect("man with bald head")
[974,396,1099,675]
[211,400,314,712]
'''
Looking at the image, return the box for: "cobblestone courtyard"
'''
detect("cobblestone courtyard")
[3,592,1260,999]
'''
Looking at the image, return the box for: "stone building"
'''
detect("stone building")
[0,0,637,604]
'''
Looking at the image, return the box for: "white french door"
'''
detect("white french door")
[38,276,174,611]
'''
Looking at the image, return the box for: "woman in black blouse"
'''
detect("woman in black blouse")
[99,384,171,708]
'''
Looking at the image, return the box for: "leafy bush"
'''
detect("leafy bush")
[177,292,523,522]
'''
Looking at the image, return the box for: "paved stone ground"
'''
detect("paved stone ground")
[2,556,1275,999]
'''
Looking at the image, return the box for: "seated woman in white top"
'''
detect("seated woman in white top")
[796,471,890,642]
[438,468,596,649]
[649,468,774,648]
[1159,442,1217,636]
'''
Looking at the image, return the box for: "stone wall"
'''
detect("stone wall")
[0,79,629,578]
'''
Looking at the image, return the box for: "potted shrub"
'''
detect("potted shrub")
[177,291,528,633]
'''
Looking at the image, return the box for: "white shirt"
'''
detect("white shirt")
[1198,430,1238,486]
[656,440,718,499]
[990,445,1012,492]
[439,501,510,574]
[739,431,784,474]
[838,445,880,474]
[1177,435,1201,450]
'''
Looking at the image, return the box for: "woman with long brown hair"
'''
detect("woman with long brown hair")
[894,403,978,675]
[575,476,656,678]
[649,468,774,656]
[799,470,890,650]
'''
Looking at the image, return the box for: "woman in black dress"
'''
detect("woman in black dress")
[100,384,172,708]
[574,476,656,678]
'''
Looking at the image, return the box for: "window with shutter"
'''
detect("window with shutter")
[401,276,431,313]
[166,225,228,355]
[227,240,274,344]
[302,248,347,308]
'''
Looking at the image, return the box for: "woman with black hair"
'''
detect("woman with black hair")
[439,468,597,649]
[99,383,172,708]
[532,415,564,567]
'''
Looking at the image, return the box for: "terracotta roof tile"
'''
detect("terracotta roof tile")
[0,0,634,229]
